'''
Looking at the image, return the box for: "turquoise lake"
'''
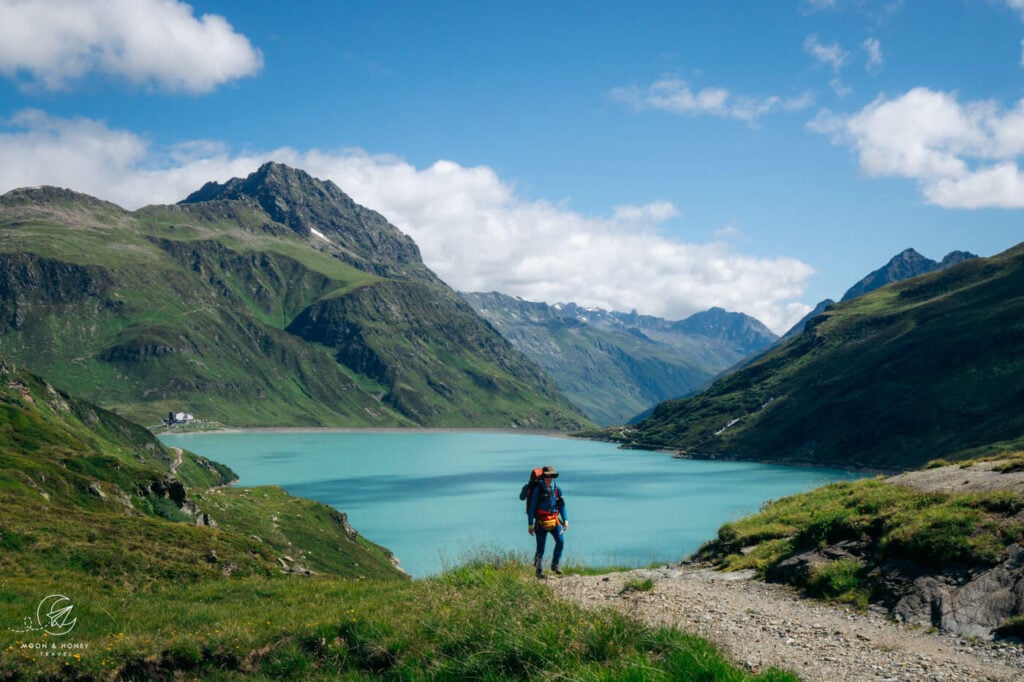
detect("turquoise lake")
[158,430,862,577]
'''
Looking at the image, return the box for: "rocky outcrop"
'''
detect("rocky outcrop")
[891,544,1024,639]
[148,475,218,527]
[766,540,1024,640]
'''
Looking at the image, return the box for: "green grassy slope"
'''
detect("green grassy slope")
[623,243,1024,470]
[0,165,590,430]
[0,362,790,681]
[0,360,403,585]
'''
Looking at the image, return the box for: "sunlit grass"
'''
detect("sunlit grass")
[1,557,799,681]
[697,477,1024,609]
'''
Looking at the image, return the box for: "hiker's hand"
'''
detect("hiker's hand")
[562,521,569,531]
[528,526,535,536]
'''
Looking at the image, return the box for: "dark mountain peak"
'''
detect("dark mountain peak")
[183,162,356,232]
[674,307,777,355]
[894,246,925,260]
[940,250,979,268]
[689,306,729,320]
[840,247,979,302]
[181,162,425,277]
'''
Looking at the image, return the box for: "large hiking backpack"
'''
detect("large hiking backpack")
[519,467,563,515]
[518,467,544,512]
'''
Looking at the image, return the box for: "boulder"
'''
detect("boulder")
[893,544,1024,639]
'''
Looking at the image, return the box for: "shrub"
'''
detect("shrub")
[806,559,868,607]
[995,614,1024,641]
[621,577,655,593]
[794,510,857,548]
[881,505,980,567]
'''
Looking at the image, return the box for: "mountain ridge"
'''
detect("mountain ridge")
[615,242,1024,470]
[461,291,777,425]
[0,163,590,429]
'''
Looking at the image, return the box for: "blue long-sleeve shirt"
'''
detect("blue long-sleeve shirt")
[527,481,566,526]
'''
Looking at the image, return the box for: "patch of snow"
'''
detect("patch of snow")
[310,227,330,241]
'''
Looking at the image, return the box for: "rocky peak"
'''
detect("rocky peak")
[673,307,778,355]
[181,162,426,277]
[841,247,979,302]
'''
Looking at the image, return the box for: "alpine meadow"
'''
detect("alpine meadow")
[6,1,1024,680]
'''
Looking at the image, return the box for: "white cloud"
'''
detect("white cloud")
[611,76,812,123]
[0,0,262,93]
[809,87,1024,208]
[1004,0,1024,19]
[0,110,814,333]
[804,35,848,72]
[863,37,883,72]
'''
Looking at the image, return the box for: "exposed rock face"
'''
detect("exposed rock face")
[767,539,1024,640]
[892,544,1024,639]
[766,540,866,584]
[183,161,425,277]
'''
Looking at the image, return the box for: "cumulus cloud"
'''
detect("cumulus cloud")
[809,87,1024,207]
[0,0,262,92]
[0,110,814,333]
[610,76,812,123]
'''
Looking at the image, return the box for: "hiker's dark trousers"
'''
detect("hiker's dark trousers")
[534,523,564,567]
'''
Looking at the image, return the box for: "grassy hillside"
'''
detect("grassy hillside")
[2,556,800,681]
[0,360,403,582]
[0,164,590,430]
[621,242,1024,470]
[0,362,792,680]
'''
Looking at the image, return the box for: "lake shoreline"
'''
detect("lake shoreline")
[159,426,892,474]
[158,430,861,576]
[162,425,571,437]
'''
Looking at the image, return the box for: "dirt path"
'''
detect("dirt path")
[168,447,183,475]
[550,564,1024,681]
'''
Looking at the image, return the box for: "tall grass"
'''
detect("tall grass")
[1,556,799,681]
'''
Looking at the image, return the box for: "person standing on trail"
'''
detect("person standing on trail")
[527,465,567,578]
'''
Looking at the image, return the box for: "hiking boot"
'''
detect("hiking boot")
[551,565,562,575]
[534,557,544,579]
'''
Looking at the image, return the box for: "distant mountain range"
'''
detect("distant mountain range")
[616,243,1024,470]
[0,163,588,429]
[461,292,777,425]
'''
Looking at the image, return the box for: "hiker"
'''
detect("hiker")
[527,465,568,578]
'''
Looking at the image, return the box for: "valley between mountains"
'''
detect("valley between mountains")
[4,163,1024,680]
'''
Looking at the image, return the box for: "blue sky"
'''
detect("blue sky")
[1,1,1023,333]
